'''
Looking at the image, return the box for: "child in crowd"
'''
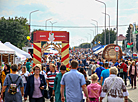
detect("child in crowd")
[87,74,102,102]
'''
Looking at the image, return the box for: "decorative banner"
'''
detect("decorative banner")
[33,42,41,66]
[61,43,69,70]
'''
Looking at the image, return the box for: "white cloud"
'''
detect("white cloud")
[0,0,137,46]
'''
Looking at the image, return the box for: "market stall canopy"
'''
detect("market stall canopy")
[15,52,26,61]
[94,48,104,54]
[92,45,104,52]
[4,42,32,58]
[0,42,15,54]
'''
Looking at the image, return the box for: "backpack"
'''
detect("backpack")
[8,75,20,95]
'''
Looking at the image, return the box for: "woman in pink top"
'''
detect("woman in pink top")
[87,74,102,102]
[129,61,137,89]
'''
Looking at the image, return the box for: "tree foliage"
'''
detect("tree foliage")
[0,17,29,48]
[92,28,116,45]
[79,43,91,48]
[30,29,47,47]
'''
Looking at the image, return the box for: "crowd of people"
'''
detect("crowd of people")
[0,48,138,102]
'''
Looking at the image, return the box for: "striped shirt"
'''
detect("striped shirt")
[47,70,59,88]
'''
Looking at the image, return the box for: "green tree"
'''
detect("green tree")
[79,43,91,48]
[0,17,29,48]
[92,28,116,45]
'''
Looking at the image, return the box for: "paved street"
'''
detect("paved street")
[126,78,138,102]
[1,76,138,102]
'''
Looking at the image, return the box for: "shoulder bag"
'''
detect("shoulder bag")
[102,77,117,102]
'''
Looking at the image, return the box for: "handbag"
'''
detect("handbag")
[44,89,50,99]
[102,77,117,102]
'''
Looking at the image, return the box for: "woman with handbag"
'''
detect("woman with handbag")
[24,64,46,102]
[100,67,129,102]
[129,61,137,89]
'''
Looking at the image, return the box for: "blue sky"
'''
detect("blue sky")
[0,0,138,47]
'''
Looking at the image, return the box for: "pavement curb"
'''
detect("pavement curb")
[128,98,134,102]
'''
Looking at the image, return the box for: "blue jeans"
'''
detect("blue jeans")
[24,83,27,93]
[127,76,131,84]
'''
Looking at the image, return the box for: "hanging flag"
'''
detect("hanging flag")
[127,42,133,48]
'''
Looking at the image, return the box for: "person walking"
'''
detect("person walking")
[1,64,11,100]
[119,60,128,85]
[129,61,137,89]
[88,61,93,76]
[100,67,129,102]
[53,65,66,102]
[24,64,46,102]
[19,66,29,93]
[87,74,102,102]
[100,63,110,86]
[60,60,89,102]
[26,59,31,72]
[127,61,131,86]
[1,64,24,102]
[46,64,58,102]
[95,62,105,82]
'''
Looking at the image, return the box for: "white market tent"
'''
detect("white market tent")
[0,42,15,66]
[0,42,15,54]
[4,42,32,58]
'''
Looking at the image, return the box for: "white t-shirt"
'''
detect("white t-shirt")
[20,71,29,83]
[40,71,47,79]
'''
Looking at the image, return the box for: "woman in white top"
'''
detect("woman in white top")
[20,66,29,93]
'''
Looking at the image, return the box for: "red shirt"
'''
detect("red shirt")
[120,63,128,72]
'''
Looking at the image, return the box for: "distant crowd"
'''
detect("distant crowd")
[0,48,138,102]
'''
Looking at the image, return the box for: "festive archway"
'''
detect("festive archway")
[33,31,69,68]
[41,43,62,55]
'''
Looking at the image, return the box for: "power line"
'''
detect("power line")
[31,24,129,28]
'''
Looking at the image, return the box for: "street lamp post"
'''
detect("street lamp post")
[29,10,39,32]
[45,18,52,31]
[95,0,106,45]
[91,23,97,42]
[90,23,96,36]
[116,0,119,60]
[49,21,57,31]
[102,12,110,44]
[91,19,98,37]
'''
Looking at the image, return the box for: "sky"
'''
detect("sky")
[0,0,138,47]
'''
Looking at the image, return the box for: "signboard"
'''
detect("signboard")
[33,31,69,43]
[114,46,120,52]
[102,44,122,62]
[98,41,101,44]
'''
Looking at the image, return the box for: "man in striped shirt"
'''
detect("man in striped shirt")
[46,64,58,101]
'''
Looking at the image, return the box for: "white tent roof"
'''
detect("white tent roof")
[0,42,15,54]
[16,52,26,61]
[4,42,32,58]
